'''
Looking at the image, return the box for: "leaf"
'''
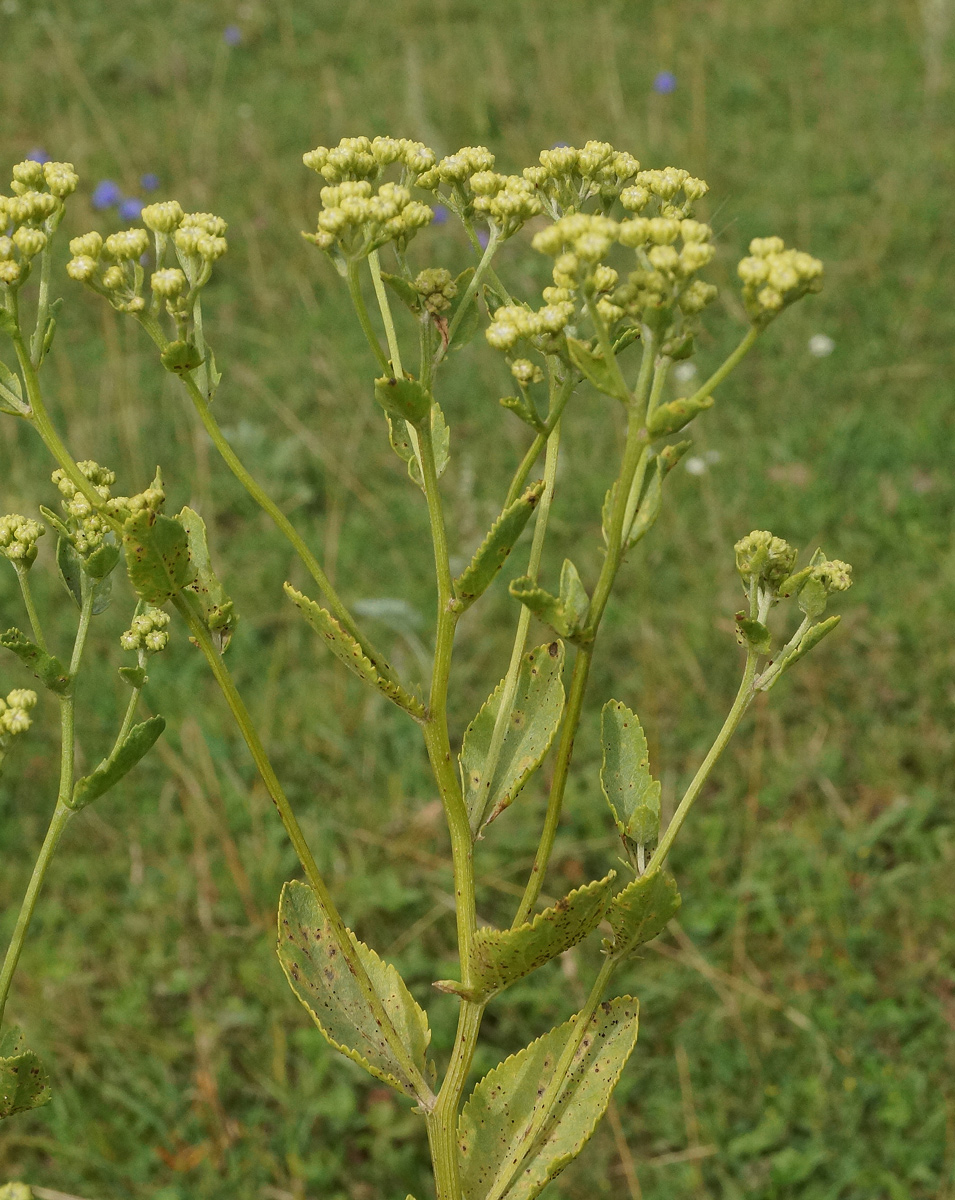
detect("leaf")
[566,335,629,402]
[767,615,841,684]
[118,664,147,689]
[646,394,714,438]
[278,880,431,1098]
[508,563,588,640]
[499,393,544,430]
[600,700,661,849]
[0,309,18,335]
[0,629,71,695]
[736,617,772,654]
[54,538,114,614]
[448,295,483,351]
[0,1028,51,1121]
[387,413,417,467]
[435,874,615,1001]
[601,482,616,547]
[453,481,545,610]
[0,357,26,415]
[608,869,681,956]
[458,996,640,1200]
[177,506,238,650]
[70,715,166,810]
[160,339,203,374]
[55,536,82,608]
[460,641,565,832]
[408,401,450,486]
[84,541,120,582]
[374,375,432,425]
[123,510,196,606]
[284,584,425,718]
[380,271,421,311]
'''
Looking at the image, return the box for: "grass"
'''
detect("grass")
[1,0,955,1197]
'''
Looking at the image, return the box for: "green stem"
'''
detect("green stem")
[513,337,657,925]
[427,998,486,1200]
[689,325,760,406]
[503,367,576,508]
[647,647,759,873]
[471,417,562,836]
[12,332,121,532]
[109,686,142,757]
[172,594,434,1105]
[29,238,55,369]
[368,249,403,377]
[14,565,48,654]
[586,293,631,402]
[486,955,618,1200]
[434,229,500,368]
[0,579,94,1029]
[345,259,390,373]
[0,801,73,1029]
[137,314,399,688]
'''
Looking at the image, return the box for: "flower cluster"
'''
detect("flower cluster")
[0,513,44,568]
[523,141,641,217]
[415,146,541,239]
[485,299,576,353]
[619,167,709,219]
[52,460,116,556]
[67,204,228,316]
[303,180,433,260]
[303,136,436,185]
[414,268,458,315]
[737,236,823,326]
[0,159,77,287]
[735,530,798,590]
[0,688,37,740]
[120,607,171,656]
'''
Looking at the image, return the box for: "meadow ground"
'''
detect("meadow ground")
[1,2,954,1197]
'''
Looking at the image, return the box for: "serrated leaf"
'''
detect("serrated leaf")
[278,880,431,1098]
[458,996,640,1200]
[646,394,714,437]
[600,700,661,849]
[508,577,568,636]
[771,615,841,680]
[408,401,450,486]
[387,413,416,466]
[460,641,565,832]
[453,481,544,610]
[84,540,120,582]
[736,617,772,654]
[284,584,425,717]
[437,875,615,1001]
[608,869,680,956]
[796,575,828,620]
[0,1028,51,1120]
[499,393,544,430]
[177,506,238,650]
[70,715,166,810]
[123,510,195,606]
[566,336,629,403]
[374,375,431,425]
[0,629,71,695]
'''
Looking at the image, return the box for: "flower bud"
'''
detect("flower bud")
[104,229,149,260]
[0,513,44,567]
[70,231,103,258]
[101,265,125,290]
[0,261,22,284]
[43,161,79,197]
[150,267,186,297]
[12,226,47,258]
[67,256,99,281]
[734,530,798,589]
[142,200,184,233]
[12,160,45,188]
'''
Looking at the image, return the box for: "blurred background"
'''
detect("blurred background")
[1,2,954,1197]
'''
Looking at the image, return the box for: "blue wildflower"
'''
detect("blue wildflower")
[223,24,242,46]
[141,173,160,192]
[119,198,144,221]
[91,180,122,210]
[477,229,490,250]
[551,141,569,149]
[653,71,678,95]
[26,148,50,165]
[432,204,449,225]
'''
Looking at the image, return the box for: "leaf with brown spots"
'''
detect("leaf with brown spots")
[284,584,425,718]
[123,509,196,606]
[452,481,545,611]
[277,881,431,1098]
[458,996,639,1200]
[460,641,565,833]
[435,874,615,1002]
[600,699,661,853]
[0,1027,52,1120]
[608,868,681,956]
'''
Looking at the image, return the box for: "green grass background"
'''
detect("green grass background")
[1,1,954,1197]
